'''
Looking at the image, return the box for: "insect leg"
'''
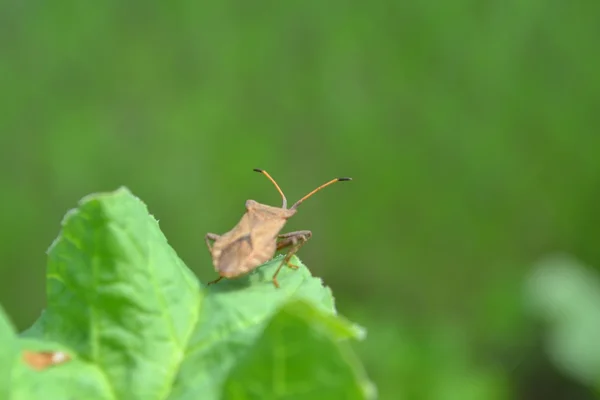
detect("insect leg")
[276,231,312,266]
[272,231,311,288]
[205,232,220,252]
[207,276,224,286]
[277,230,312,241]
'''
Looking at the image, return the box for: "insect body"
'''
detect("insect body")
[205,168,351,288]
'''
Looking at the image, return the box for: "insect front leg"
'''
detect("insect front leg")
[272,230,312,288]
[207,276,224,285]
[276,230,312,269]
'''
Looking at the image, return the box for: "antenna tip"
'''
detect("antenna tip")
[338,177,352,181]
[253,168,264,173]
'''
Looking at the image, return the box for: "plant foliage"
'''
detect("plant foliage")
[1,187,374,400]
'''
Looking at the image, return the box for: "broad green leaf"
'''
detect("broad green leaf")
[168,254,365,399]
[222,300,375,400]
[12,338,112,400]
[0,305,17,399]
[19,187,372,399]
[23,187,202,400]
[526,254,600,389]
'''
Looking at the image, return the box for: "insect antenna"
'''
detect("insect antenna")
[290,177,352,210]
[253,168,288,208]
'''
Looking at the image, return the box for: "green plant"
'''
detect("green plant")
[526,254,600,394]
[1,188,374,400]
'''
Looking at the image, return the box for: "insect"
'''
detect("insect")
[205,168,351,288]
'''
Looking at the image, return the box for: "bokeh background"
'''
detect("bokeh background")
[2,1,600,399]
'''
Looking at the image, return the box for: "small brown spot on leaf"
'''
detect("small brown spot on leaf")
[22,350,71,371]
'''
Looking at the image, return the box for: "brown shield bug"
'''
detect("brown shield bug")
[205,168,351,288]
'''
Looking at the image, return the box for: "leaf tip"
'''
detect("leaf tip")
[76,186,137,207]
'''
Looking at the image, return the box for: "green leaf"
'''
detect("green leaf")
[12,339,112,400]
[221,300,375,400]
[0,305,17,399]
[24,187,202,400]
[168,254,366,399]
[3,308,111,400]
[526,254,600,389]
[20,187,372,399]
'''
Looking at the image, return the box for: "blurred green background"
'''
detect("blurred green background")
[2,1,600,398]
